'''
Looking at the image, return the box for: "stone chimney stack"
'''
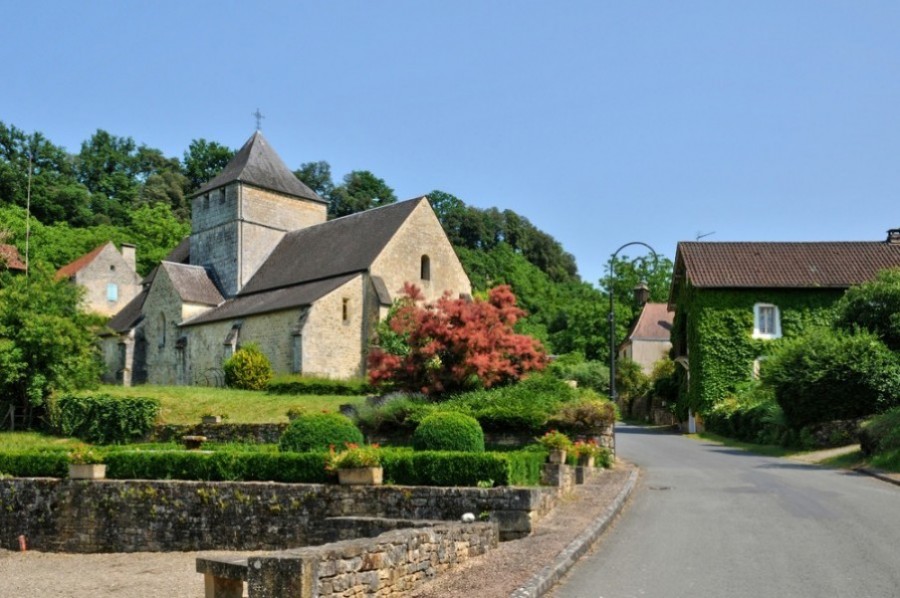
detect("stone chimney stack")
[121,243,136,272]
[888,229,900,245]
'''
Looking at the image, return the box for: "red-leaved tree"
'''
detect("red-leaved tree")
[367,283,547,395]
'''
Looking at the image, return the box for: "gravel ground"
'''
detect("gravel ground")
[0,463,635,598]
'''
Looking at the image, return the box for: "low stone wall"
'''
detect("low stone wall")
[0,477,563,553]
[151,423,289,444]
[197,521,498,597]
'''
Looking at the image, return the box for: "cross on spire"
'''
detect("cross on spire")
[252,108,265,131]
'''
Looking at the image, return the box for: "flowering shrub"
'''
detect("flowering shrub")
[327,443,382,469]
[536,430,572,451]
[368,284,547,395]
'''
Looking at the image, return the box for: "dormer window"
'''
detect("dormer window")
[753,303,781,339]
[420,255,431,281]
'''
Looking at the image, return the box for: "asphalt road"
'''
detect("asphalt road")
[551,424,900,598]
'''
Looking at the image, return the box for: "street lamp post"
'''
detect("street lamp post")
[608,241,658,403]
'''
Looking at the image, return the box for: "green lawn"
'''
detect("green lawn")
[80,385,367,425]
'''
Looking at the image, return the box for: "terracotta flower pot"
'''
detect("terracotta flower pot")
[337,467,384,485]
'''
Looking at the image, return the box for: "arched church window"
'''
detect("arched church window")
[420,255,431,281]
[159,313,167,348]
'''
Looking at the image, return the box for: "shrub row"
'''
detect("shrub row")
[1,448,544,486]
[0,450,69,478]
[52,394,160,444]
[267,376,374,396]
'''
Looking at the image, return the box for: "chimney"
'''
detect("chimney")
[121,243,136,272]
[888,229,900,245]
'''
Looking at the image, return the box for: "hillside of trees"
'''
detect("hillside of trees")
[0,121,672,364]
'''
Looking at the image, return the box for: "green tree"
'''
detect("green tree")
[294,160,334,198]
[129,203,191,275]
[0,266,101,428]
[329,170,397,218]
[834,268,900,351]
[182,138,234,193]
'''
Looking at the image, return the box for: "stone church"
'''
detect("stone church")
[101,131,471,385]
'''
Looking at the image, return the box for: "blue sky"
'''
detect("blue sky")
[3,1,899,286]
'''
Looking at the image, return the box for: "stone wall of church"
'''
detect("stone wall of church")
[301,276,368,379]
[142,270,189,386]
[190,186,240,295]
[371,201,472,302]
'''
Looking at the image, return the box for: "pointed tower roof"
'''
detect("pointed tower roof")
[191,131,325,203]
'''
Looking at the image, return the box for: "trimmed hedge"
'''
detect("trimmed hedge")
[53,394,160,445]
[412,412,485,452]
[0,450,69,477]
[223,344,274,390]
[104,450,331,483]
[268,376,374,396]
[1,447,544,486]
[278,413,364,452]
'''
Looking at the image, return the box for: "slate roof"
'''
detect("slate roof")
[192,131,324,203]
[160,262,224,306]
[675,241,900,289]
[143,237,190,285]
[182,274,356,326]
[56,242,110,279]
[626,303,673,342]
[0,244,26,271]
[106,289,148,334]
[239,197,425,296]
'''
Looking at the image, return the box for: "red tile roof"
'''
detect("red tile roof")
[0,244,26,271]
[676,241,900,289]
[56,243,111,279]
[627,303,673,342]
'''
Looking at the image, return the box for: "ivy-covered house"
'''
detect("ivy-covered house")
[668,231,900,418]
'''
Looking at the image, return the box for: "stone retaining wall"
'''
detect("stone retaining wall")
[197,521,498,597]
[0,477,562,553]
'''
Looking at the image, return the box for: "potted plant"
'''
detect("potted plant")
[572,439,601,468]
[537,430,573,464]
[328,443,383,485]
[68,447,106,480]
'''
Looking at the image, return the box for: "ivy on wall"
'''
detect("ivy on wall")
[672,286,842,414]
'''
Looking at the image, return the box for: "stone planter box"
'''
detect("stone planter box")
[337,467,383,486]
[68,464,106,480]
[547,449,567,464]
[577,455,595,468]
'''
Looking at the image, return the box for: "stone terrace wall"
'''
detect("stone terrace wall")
[0,478,558,553]
[198,521,498,597]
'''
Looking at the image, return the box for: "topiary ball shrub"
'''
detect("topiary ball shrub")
[279,412,364,452]
[412,412,485,452]
[224,343,274,390]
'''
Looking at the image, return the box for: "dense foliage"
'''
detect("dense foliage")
[278,412,364,452]
[762,328,900,429]
[412,412,485,453]
[834,268,900,351]
[859,407,900,457]
[267,375,374,396]
[223,344,274,391]
[51,394,160,444]
[0,268,101,425]
[368,284,547,395]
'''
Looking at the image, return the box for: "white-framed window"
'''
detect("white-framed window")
[753,303,781,339]
[107,283,118,302]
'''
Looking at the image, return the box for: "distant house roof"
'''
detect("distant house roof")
[192,131,324,203]
[160,262,224,306]
[626,302,673,342]
[56,242,111,279]
[674,241,900,291]
[239,197,425,296]
[182,274,356,326]
[0,244,26,271]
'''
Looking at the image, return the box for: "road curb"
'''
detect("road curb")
[510,467,639,598]
[855,467,900,487]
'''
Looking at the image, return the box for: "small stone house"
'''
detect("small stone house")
[56,242,142,317]
[618,302,673,375]
[102,131,471,385]
[668,231,900,416]
[0,244,26,273]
